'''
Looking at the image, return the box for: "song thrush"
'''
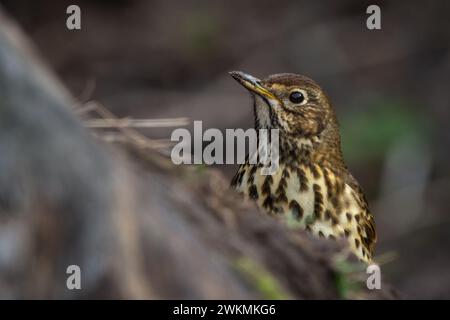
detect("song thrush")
[230,71,376,263]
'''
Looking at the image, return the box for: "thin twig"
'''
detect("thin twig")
[82,101,186,159]
[85,117,189,128]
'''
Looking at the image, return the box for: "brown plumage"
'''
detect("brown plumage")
[230,71,376,263]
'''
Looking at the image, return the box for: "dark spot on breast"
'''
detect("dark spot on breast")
[276,193,288,204]
[248,185,258,199]
[262,175,273,195]
[313,184,321,193]
[231,168,245,187]
[324,170,333,198]
[263,195,274,211]
[247,166,258,184]
[330,196,339,209]
[346,212,352,222]
[331,215,339,226]
[335,181,344,195]
[275,177,288,203]
[289,200,303,219]
[297,168,309,192]
[313,184,323,219]
[278,177,287,189]
[311,164,321,179]
[344,229,350,238]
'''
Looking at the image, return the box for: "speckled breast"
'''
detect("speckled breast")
[232,162,375,262]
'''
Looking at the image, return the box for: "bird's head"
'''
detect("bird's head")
[230,71,344,164]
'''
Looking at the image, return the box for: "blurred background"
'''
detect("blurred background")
[1,0,449,298]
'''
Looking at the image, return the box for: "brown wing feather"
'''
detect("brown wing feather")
[361,213,377,259]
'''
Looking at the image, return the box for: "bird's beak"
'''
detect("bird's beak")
[229,71,276,100]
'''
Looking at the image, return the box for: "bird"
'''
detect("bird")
[229,71,376,263]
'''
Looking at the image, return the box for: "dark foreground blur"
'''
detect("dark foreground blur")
[1,0,450,298]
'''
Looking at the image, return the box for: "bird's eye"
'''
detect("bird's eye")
[289,91,305,104]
